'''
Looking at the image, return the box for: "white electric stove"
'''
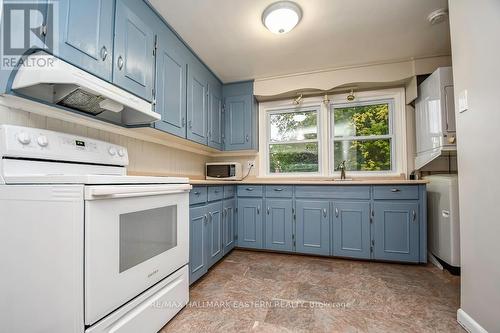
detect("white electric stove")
[0,125,191,333]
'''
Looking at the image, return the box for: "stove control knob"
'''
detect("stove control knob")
[17,132,31,145]
[108,147,117,156]
[37,135,49,147]
[118,148,125,157]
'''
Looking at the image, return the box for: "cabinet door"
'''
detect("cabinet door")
[154,32,187,137]
[223,198,236,254]
[332,202,371,259]
[113,0,155,101]
[373,202,420,262]
[187,64,208,145]
[224,95,252,150]
[208,84,223,150]
[296,200,330,256]
[189,206,208,284]
[207,201,223,268]
[55,0,114,80]
[237,198,263,249]
[265,199,293,252]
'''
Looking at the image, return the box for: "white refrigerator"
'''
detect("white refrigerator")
[424,174,460,268]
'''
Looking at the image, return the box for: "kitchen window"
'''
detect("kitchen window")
[267,107,320,174]
[259,88,407,177]
[331,100,394,172]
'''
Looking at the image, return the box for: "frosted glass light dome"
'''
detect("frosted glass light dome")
[262,1,302,34]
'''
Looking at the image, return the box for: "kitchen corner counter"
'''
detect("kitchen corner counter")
[188,178,429,185]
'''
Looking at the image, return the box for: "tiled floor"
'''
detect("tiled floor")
[161,250,463,332]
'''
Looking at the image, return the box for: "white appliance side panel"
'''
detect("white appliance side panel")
[84,191,189,325]
[86,265,189,333]
[426,175,460,267]
[0,185,84,333]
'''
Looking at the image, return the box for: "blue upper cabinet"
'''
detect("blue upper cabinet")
[208,82,223,150]
[53,0,114,81]
[373,202,420,263]
[295,200,330,256]
[223,81,258,151]
[153,24,187,137]
[332,201,371,259]
[187,62,208,145]
[113,0,155,101]
[264,199,293,252]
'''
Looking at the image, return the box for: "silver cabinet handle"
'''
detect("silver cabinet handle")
[223,208,227,216]
[194,191,200,195]
[100,46,108,61]
[203,214,208,224]
[257,205,260,215]
[182,117,186,127]
[323,208,327,218]
[188,120,192,129]
[117,56,124,70]
[274,188,284,192]
[335,208,339,217]
[412,210,417,222]
[391,188,400,192]
[267,207,270,215]
[245,134,249,142]
[214,189,220,194]
[246,187,254,191]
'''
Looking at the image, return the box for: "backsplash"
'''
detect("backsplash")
[0,103,209,177]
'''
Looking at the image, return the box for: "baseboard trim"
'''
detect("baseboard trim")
[457,309,489,333]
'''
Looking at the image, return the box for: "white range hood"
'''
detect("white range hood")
[10,52,160,126]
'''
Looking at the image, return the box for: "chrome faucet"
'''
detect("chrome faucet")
[336,160,347,180]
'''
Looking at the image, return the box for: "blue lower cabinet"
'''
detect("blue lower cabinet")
[373,202,420,263]
[332,201,371,259]
[295,200,330,256]
[206,201,223,268]
[264,199,293,252]
[222,198,236,254]
[237,198,263,249]
[189,205,208,284]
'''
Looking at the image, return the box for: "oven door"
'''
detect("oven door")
[83,183,191,325]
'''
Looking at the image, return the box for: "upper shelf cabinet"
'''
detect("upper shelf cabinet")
[113,0,156,101]
[208,82,223,150]
[187,61,209,145]
[52,0,114,81]
[153,22,188,138]
[223,81,258,151]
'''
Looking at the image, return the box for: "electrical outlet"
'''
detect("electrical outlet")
[247,160,255,168]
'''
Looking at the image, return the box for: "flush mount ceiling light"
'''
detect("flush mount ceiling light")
[262,1,302,34]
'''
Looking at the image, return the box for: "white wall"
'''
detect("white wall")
[449,1,500,332]
[0,102,209,177]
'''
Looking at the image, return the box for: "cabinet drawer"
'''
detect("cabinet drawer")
[373,185,419,200]
[190,186,207,205]
[237,185,263,197]
[294,186,370,199]
[265,185,293,198]
[223,185,235,198]
[208,186,224,202]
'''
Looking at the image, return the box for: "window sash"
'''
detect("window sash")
[330,99,395,173]
[266,107,321,175]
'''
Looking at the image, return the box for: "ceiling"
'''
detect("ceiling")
[149,0,451,83]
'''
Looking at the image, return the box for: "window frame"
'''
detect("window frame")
[329,99,396,175]
[258,88,407,178]
[264,104,323,177]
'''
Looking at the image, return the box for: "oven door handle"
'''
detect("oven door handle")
[85,184,192,200]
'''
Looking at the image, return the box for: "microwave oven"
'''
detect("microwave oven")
[206,162,243,180]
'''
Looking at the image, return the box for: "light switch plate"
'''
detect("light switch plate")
[458,89,468,113]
